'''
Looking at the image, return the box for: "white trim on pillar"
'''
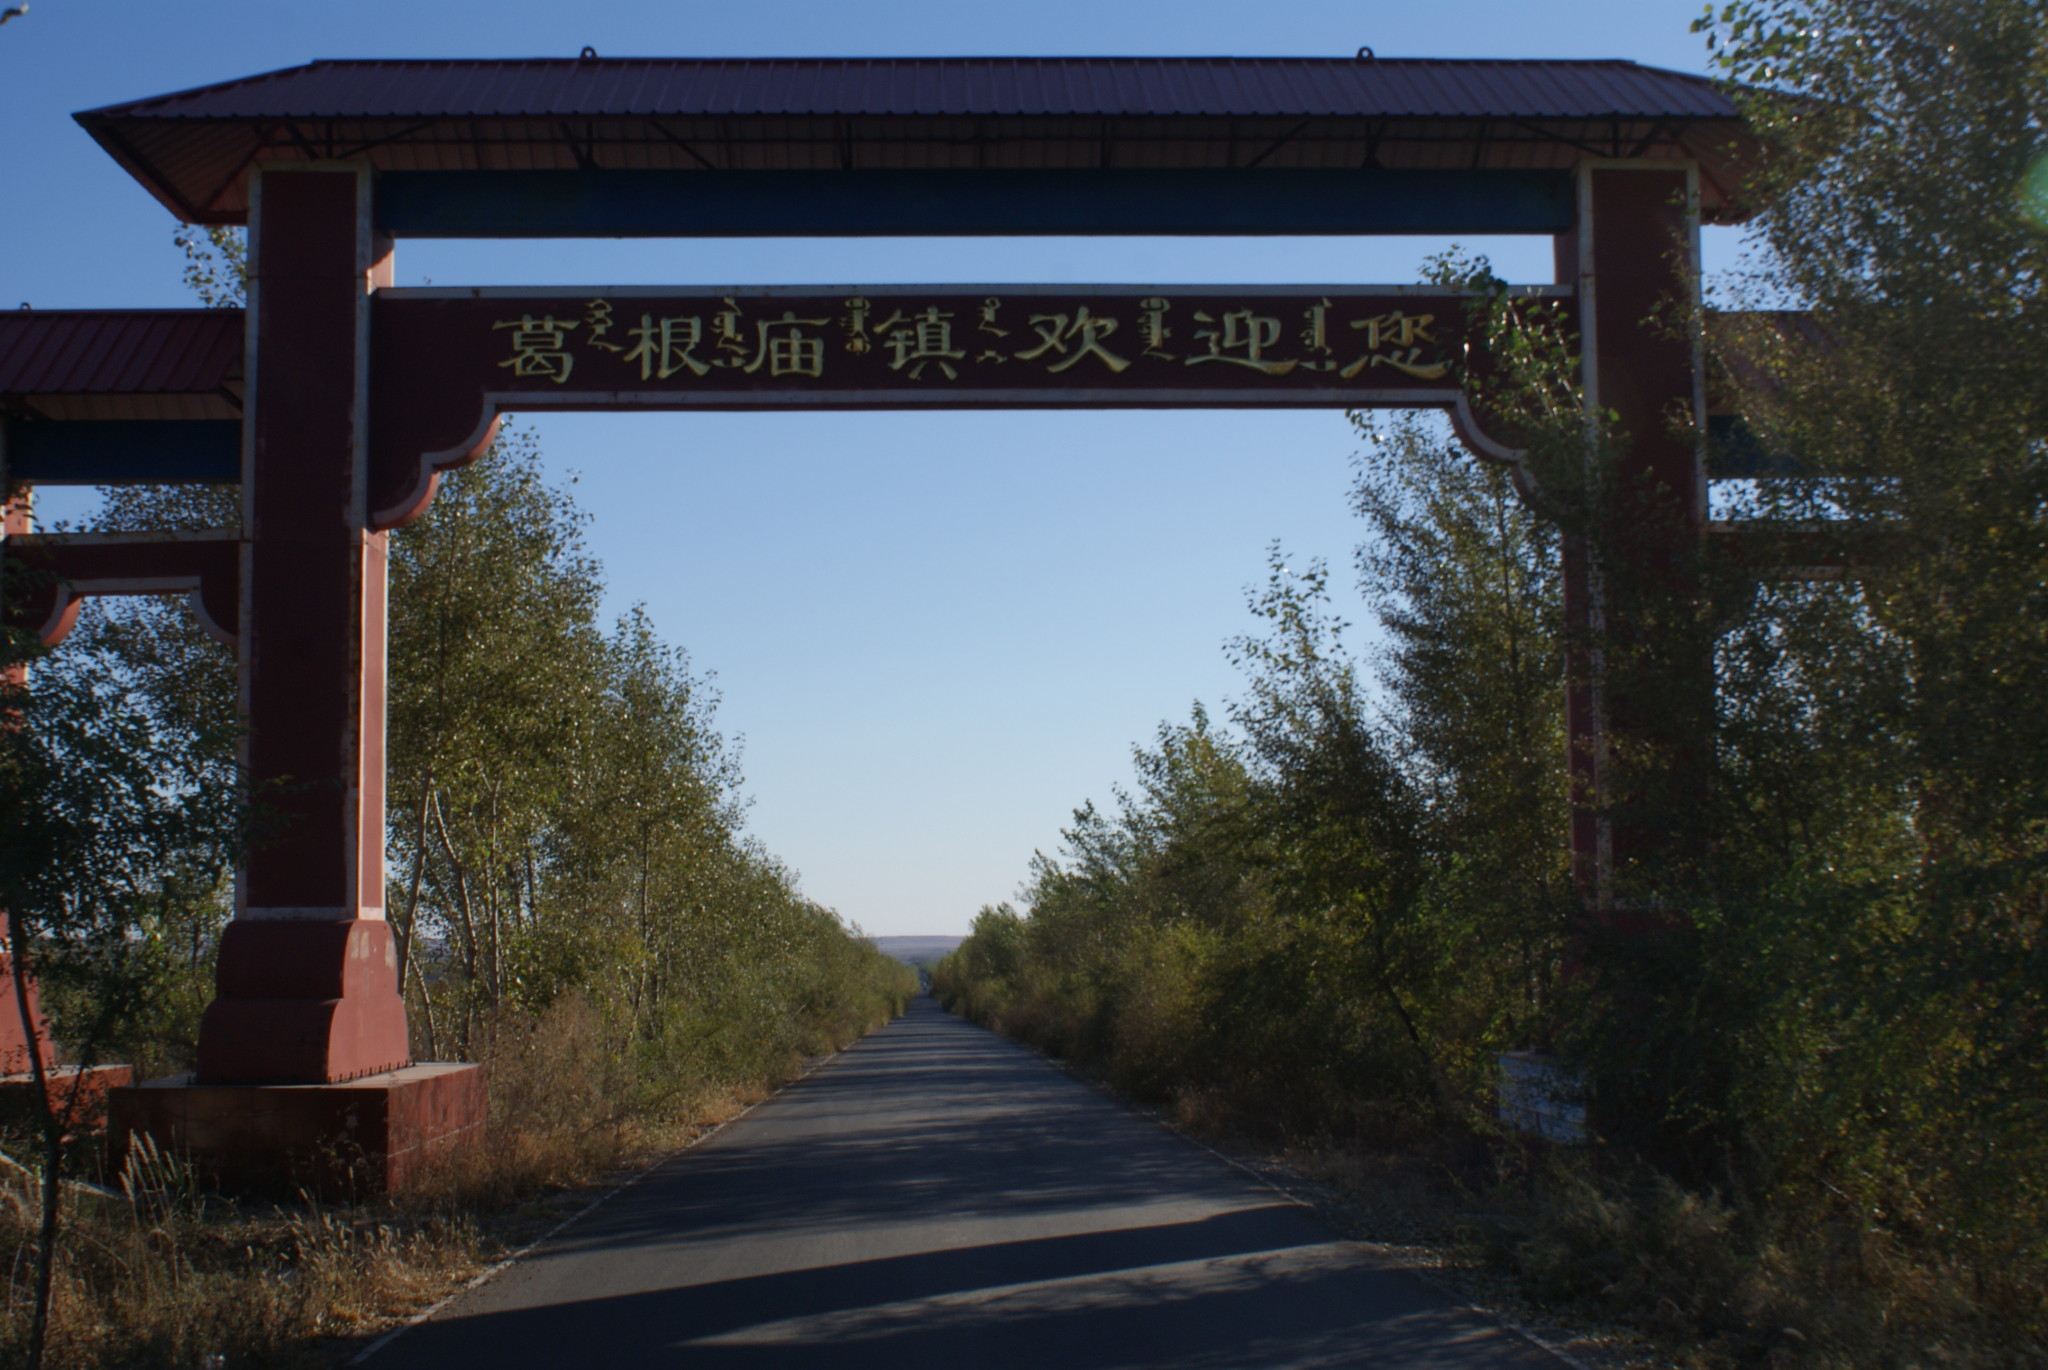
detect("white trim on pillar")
[1576,164,1600,414]
[1684,162,1709,531]
[1574,161,1610,909]
[236,167,264,924]
[353,162,376,531]
[351,163,388,922]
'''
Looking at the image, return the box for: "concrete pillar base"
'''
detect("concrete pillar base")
[108,1062,485,1196]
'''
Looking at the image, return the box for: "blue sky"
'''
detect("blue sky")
[1,1,1742,936]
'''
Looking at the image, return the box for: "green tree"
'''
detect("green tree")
[1677,0,2048,1272]
[1350,414,1571,1071]
[384,428,606,1048]
[0,579,237,1369]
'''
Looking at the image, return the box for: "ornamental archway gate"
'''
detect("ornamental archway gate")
[0,56,1755,1189]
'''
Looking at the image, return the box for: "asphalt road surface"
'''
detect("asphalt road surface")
[369,999,1561,1369]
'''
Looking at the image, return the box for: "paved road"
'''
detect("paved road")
[371,999,1558,1369]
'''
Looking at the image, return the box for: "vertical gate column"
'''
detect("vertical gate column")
[0,493,136,1125]
[112,165,481,1194]
[193,165,410,1085]
[0,494,58,1079]
[1557,161,1709,914]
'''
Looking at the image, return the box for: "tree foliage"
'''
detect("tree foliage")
[942,3,2048,1356]
[937,421,1565,1138]
[1661,0,2048,1275]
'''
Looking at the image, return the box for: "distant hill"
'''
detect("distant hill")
[871,935,964,967]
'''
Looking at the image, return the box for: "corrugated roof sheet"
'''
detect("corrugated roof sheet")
[0,311,244,421]
[83,56,1738,120]
[75,57,1760,226]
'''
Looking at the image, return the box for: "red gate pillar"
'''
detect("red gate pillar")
[200,166,407,1083]
[0,916,56,1078]
[111,166,483,1192]
[0,496,57,1083]
[0,494,135,1127]
[1557,161,1708,917]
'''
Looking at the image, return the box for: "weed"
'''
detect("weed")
[0,994,883,1368]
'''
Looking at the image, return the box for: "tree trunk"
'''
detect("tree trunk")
[394,778,433,983]
[1374,966,1465,1123]
[430,788,482,1047]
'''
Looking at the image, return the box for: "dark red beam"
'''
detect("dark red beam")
[4,531,239,647]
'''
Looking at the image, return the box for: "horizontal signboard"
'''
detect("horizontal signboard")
[373,285,1569,411]
[366,284,1571,525]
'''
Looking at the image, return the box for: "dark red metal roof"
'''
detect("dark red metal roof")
[76,56,1761,225]
[0,310,244,421]
[83,56,1737,120]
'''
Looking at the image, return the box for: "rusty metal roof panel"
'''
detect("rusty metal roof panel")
[0,311,242,399]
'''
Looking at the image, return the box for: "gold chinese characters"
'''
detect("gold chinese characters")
[489,297,1454,386]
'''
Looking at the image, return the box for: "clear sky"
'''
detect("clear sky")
[0,0,1741,937]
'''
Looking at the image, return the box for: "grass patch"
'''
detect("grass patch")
[0,996,865,1369]
[1178,1107,2048,1370]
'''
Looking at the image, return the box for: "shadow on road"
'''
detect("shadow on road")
[409,1212,1503,1368]
[371,1000,1555,1370]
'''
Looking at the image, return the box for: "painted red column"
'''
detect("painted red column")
[0,493,135,1127]
[0,491,58,1079]
[0,918,54,1077]
[194,166,410,1085]
[1558,162,1708,916]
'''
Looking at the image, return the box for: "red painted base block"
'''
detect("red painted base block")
[0,947,59,1077]
[107,1062,485,1196]
[0,1064,136,1134]
[196,919,412,1085]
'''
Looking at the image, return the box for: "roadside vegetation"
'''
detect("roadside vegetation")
[938,4,2048,1365]
[0,243,911,1366]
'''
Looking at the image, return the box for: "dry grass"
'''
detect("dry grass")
[0,997,812,1370]
[0,1135,483,1369]
[1477,1160,2047,1370]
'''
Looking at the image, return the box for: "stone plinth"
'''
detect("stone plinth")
[0,931,59,1078]
[0,1064,136,1134]
[109,1062,485,1196]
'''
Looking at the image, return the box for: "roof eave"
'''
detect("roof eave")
[74,111,217,224]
